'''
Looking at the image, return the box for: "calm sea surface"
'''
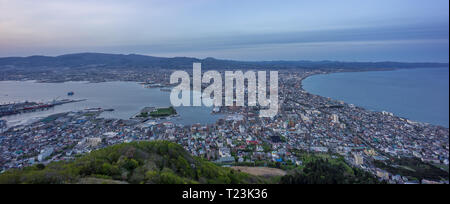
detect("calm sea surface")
[0,81,223,127]
[303,67,449,127]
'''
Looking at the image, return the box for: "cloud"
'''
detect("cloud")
[0,0,448,61]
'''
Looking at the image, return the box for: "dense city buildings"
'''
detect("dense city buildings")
[0,67,448,184]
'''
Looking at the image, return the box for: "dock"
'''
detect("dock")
[0,99,86,117]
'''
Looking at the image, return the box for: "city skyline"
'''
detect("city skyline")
[0,0,448,186]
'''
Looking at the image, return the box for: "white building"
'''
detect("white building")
[331,114,339,123]
[353,152,364,165]
[38,148,54,162]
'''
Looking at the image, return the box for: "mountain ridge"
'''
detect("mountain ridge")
[0,52,448,70]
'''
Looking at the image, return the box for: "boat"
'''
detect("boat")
[160,88,172,92]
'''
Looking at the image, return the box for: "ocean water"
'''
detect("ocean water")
[303,67,449,127]
[0,81,223,127]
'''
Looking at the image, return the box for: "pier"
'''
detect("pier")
[0,99,86,117]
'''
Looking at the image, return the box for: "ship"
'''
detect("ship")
[67,91,74,96]
[160,88,172,92]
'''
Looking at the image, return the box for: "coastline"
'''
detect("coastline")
[299,67,449,129]
[0,80,224,128]
[1,67,449,129]
[1,69,448,183]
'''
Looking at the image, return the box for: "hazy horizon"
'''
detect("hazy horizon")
[0,0,449,62]
[1,52,450,64]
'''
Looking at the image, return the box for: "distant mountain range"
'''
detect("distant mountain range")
[0,53,448,70]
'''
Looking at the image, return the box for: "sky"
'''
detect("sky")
[0,0,448,62]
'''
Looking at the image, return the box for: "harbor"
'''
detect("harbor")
[0,81,223,126]
[0,99,86,117]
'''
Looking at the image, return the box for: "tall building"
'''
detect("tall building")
[353,153,364,166]
[38,148,54,162]
[331,114,339,123]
